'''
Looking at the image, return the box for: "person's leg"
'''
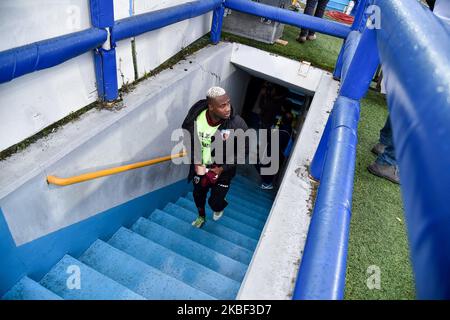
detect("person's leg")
[208,176,231,220]
[379,115,392,146]
[308,0,330,37]
[299,0,318,39]
[368,116,399,184]
[192,175,209,226]
[258,127,275,188]
[372,115,391,155]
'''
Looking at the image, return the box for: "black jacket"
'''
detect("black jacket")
[181,99,249,182]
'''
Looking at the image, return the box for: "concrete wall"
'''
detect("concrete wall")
[0,42,250,246]
[0,0,213,152]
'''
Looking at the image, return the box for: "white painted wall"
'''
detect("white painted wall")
[0,0,213,152]
[0,43,250,246]
[0,0,97,152]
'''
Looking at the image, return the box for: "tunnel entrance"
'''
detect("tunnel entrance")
[237,75,314,190]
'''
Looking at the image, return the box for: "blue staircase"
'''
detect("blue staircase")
[2,175,275,300]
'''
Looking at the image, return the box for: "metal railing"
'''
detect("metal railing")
[47,152,186,186]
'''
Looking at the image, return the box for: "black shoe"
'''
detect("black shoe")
[367,162,400,184]
[371,143,386,156]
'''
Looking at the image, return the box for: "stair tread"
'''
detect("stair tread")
[131,218,248,281]
[187,189,270,218]
[2,277,62,300]
[164,202,257,251]
[39,255,145,300]
[176,197,261,240]
[80,239,216,300]
[230,181,275,197]
[149,209,253,264]
[186,192,267,228]
[229,183,275,203]
[108,228,240,298]
[226,193,271,213]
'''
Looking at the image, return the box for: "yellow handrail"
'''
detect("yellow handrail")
[47,151,187,186]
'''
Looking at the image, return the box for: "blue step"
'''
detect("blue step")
[234,175,265,188]
[176,197,261,240]
[164,202,257,251]
[108,228,240,298]
[225,189,272,211]
[226,195,270,219]
[233,175,277,195]
[228,183,274,205]
[131,218,248,281]
[219,192,271,219]
[229,181,275,201]
[186,192,267,229]
[230,188,273,210]
[39,255,145,300]
[148,209,253,264]
[188,188,272,215]
[2,277,62,300]
[225,199,270,223]
[79,240,214,300]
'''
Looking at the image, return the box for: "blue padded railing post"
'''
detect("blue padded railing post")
[309,112,332,181]
[332,45,345,80]
[293,97,360,300]
[374,0,450,299]
[339,26,379,100]
[350,0,370,31]
[90,0,118,102]
[333,0,370,80]
[211,1,225,44]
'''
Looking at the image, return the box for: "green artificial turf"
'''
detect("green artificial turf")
[345,91,415,300]
[223,25,343,72]
[222,25,415,299]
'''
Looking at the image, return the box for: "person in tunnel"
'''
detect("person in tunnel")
[258,107,294,190]
[182,87,249,228]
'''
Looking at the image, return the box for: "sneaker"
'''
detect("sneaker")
[296,36,307,43]
[213,210,224,221]
[307,34,317,41]
[192,216,205,228]
[260,183,274,190]
[371,143,386,156]
[367,162,400,184]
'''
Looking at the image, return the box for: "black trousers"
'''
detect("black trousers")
[193,174,231,217]
[300,0,330,37]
